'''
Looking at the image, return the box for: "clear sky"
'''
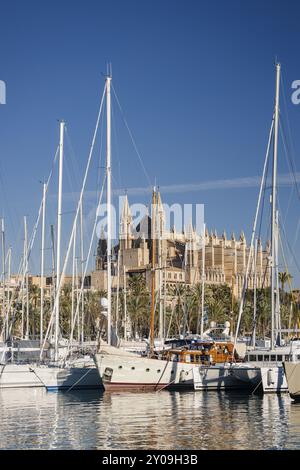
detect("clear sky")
[1,0,300,284]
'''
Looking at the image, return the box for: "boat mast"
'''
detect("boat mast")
[55,120,65,361]
[24,215,29,340]
[40,182,46,348]
[252,238,258,347]
[275,210,281,344]
[158,194,164,342]
[1,219,5,340]
[80,200,84,344]
[7,246,11,339]
[71,217,77,345]
[200,223,206,338]
[106,71,112,346]
[271,63,280,350]
[149,188,156,356]
[115,252,120,338]
[123,265,127,340]
[50,224,55,317]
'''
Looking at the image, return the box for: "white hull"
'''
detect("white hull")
[33,359,102,391]
[95,346,245,391]
[0,364,44,389]
[95,346,196,391]
[232,363,288,393]
[283,362,300,400]
[192,364,251,391]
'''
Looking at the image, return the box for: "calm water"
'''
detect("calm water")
[0,388,300,449]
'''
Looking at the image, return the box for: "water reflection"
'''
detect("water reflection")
[0,388,299,449]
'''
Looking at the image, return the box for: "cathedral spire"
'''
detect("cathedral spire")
[120,194,132,249]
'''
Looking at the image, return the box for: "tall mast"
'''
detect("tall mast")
[123,265,127,340]
[50,224,55,317]
[80,200,84,344]
[24,216,29,340]
[55,120,65,361]
[252,238,258,347]
[71,218,77,345]
[1,219,5,340]
[7,247,11,337]
[40,182,46,347]
[275,210,281,344]
[158,201,163,342]
[200,223,206,338]
[106,73,112,346]
[149,188,156,356]
[271,63,280,350]
[115,252,120,339]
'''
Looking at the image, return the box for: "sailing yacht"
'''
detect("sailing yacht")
[32,120,102,391]
[231,63,300,393]
[93,72,252,391]
[96,321,248,391]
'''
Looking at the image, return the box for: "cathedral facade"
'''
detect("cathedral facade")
[91,192,271,299]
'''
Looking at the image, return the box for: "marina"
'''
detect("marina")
[1,0,300,454]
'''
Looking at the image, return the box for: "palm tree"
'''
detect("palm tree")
[278,271,292,292]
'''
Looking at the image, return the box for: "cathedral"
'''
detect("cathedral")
[91,192,271,299]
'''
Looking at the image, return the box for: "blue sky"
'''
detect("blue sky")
[1,0,300,284]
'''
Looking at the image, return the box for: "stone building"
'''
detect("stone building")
[91,192,271,299]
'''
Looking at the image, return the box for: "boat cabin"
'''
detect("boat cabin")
[161,341,235,365]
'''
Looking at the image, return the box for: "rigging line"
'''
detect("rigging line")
[234,116,274,350]
[257,144,271,243]
[0,145,60,340]
[40,84,106,358]
[0,162,18,243]
[111,83,152,188]
[278,222,293,291]
[279,118,300,200]
[111,98,123,190]
[280,211,300,276]
[291,216,300,255]
[66,175,106,358]
[96,104,105,205]
[281,73,299,188]
[64,127,82,191]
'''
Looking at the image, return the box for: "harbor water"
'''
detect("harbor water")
[0,388,299,450]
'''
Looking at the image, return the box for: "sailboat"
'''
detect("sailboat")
[32,120,102,390]
[231,63,300,393]
[94,165,242,390]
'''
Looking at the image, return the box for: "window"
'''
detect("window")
[285,355,290,362]
[249,355,256,361]
[277,355,283,362]
[146,368,150,372]
[263,355,270,361]
[257,355,263,362]
[131,366,135,370]
[179,274,183,280]
[168,273,171,279]
[157,369,161,373]
[174,273,177,280]
[270,355,276,362]
[118,365,123,369]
